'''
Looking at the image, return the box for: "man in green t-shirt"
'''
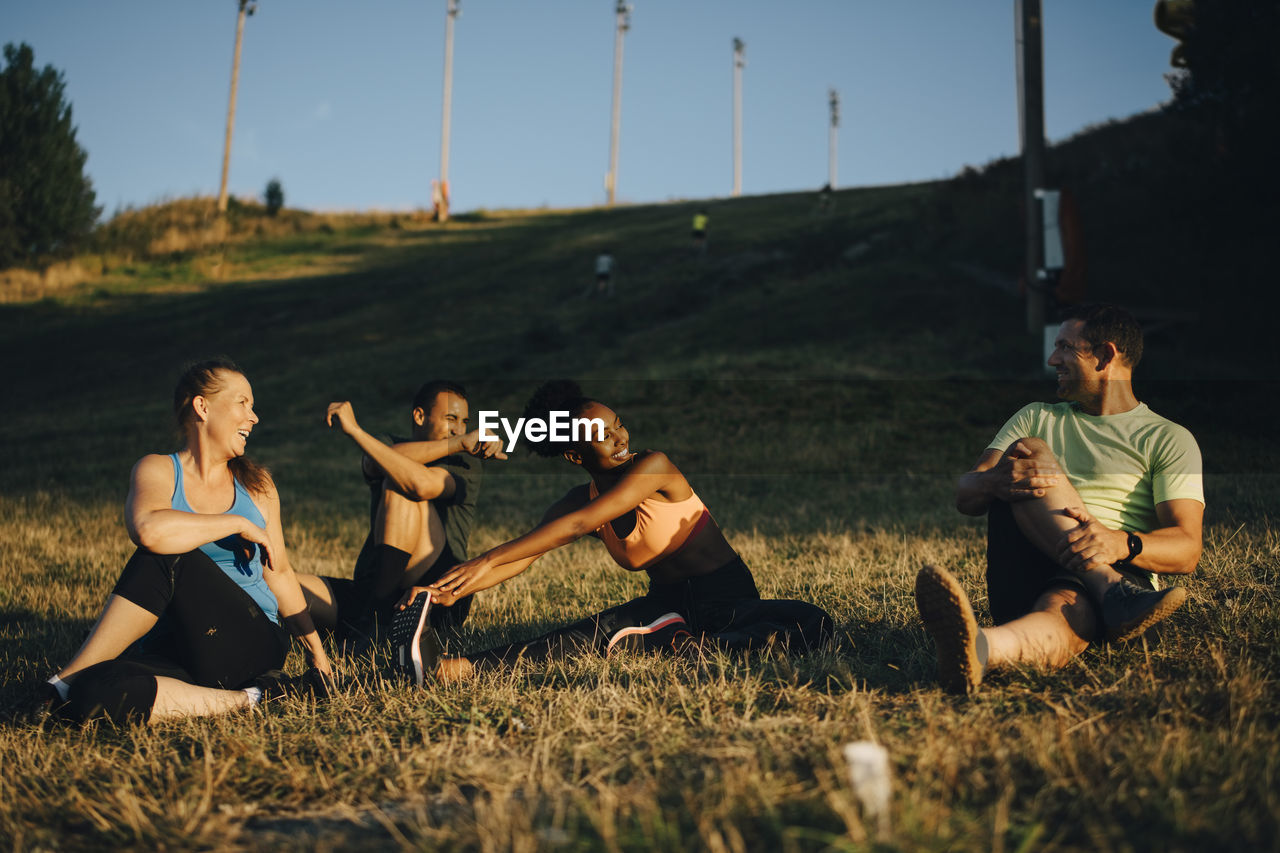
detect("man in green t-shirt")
[915,304,1204,693]
[299,381,503,643]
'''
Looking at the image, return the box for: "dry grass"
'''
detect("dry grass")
[1,186,1277,850]
[2,492,1277,851]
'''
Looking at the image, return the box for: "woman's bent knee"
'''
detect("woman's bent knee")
[67,661,159,724]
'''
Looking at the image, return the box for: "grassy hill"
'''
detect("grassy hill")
[1,114,1277,850]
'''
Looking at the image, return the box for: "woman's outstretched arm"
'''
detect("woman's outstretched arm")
[426,452,683,602]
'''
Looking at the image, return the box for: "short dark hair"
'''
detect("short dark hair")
[412,379,467,412]
[1061,303,1143,369]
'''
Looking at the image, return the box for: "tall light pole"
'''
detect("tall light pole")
[1016,0,1047,335]
[436,0,460,222]
[218,0,256,214]
[828,88,839,190]
[731,38,744,197]
[605,1,632,206]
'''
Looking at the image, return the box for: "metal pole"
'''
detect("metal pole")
[607,2,630,206]
[438,0,459,222]
[828,88,839,189]
[1016,0,1046,335]
[732,38,744,197]
[218,0,251,214]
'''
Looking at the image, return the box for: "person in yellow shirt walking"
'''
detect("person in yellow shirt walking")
[691,209,709,255]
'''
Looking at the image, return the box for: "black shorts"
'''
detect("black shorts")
[691,229,706,240]
[985,501,1153,627]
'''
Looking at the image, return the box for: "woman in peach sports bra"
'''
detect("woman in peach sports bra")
[397,380,833,682]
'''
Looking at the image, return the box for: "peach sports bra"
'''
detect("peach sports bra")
[588,480,712,570]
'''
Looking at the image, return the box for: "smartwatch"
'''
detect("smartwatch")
[1118,531,1143,567]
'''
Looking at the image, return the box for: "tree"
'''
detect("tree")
[264,178,284,217]
[0,42,100,267]
[1164,0,1280,194]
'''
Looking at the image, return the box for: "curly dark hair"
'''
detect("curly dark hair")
[521,380,600,457]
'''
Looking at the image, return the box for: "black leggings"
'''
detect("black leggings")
[328,541,474,639]
[469,557,834,668]
[67,548,289,724]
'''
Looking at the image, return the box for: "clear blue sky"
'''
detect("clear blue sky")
[8,1,1180,217]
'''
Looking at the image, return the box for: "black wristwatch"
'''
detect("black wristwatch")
[1117,531,1143,567]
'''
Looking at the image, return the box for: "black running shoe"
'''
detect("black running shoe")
[606,612,692,656]
[391,592,442,686]
[1102,580,1188,643]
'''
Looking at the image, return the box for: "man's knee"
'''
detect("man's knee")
[1004,436,1057,464]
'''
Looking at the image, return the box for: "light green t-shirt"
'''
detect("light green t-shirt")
[988,402,1204,534]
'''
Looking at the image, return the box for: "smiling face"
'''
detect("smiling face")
[1046,318,1102,403]
[195,369,259,457]
[413,391,469,442]
[567,401,634,473]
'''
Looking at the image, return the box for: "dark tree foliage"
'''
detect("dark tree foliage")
[264,178,284,217]
[1165,0,1280,198]
[1160,0,1280,327]
[0,42,100,267]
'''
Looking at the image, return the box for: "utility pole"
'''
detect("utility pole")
[218,0,256,214]
[1016,0,1046,335]
[732,38,744,197]
[606,1,632,206]
[828,88,839,190]
[436,0,460,222]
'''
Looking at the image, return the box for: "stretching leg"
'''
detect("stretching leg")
[700,599,834,653]
[57,549,290,722]
[56,594,159,683]
[1003,437,1131,599]
[438,597,667,681]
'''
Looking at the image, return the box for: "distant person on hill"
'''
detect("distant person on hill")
[297,381,504,647]
[43,359,332,724]
[915,305,1204,694]
[691,209,709,255]
[817,183,834,212]
[587,250,615,298]
[390,380,834,685]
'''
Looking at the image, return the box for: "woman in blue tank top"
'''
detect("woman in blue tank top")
[44,359,332,724]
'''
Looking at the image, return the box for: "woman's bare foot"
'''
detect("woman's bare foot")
[435,657,475,682]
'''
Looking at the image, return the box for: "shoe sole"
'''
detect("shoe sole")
[1109,585,1188,643]
[606,612,688,656]
[391,594,437,686]
[915,565,982,695]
